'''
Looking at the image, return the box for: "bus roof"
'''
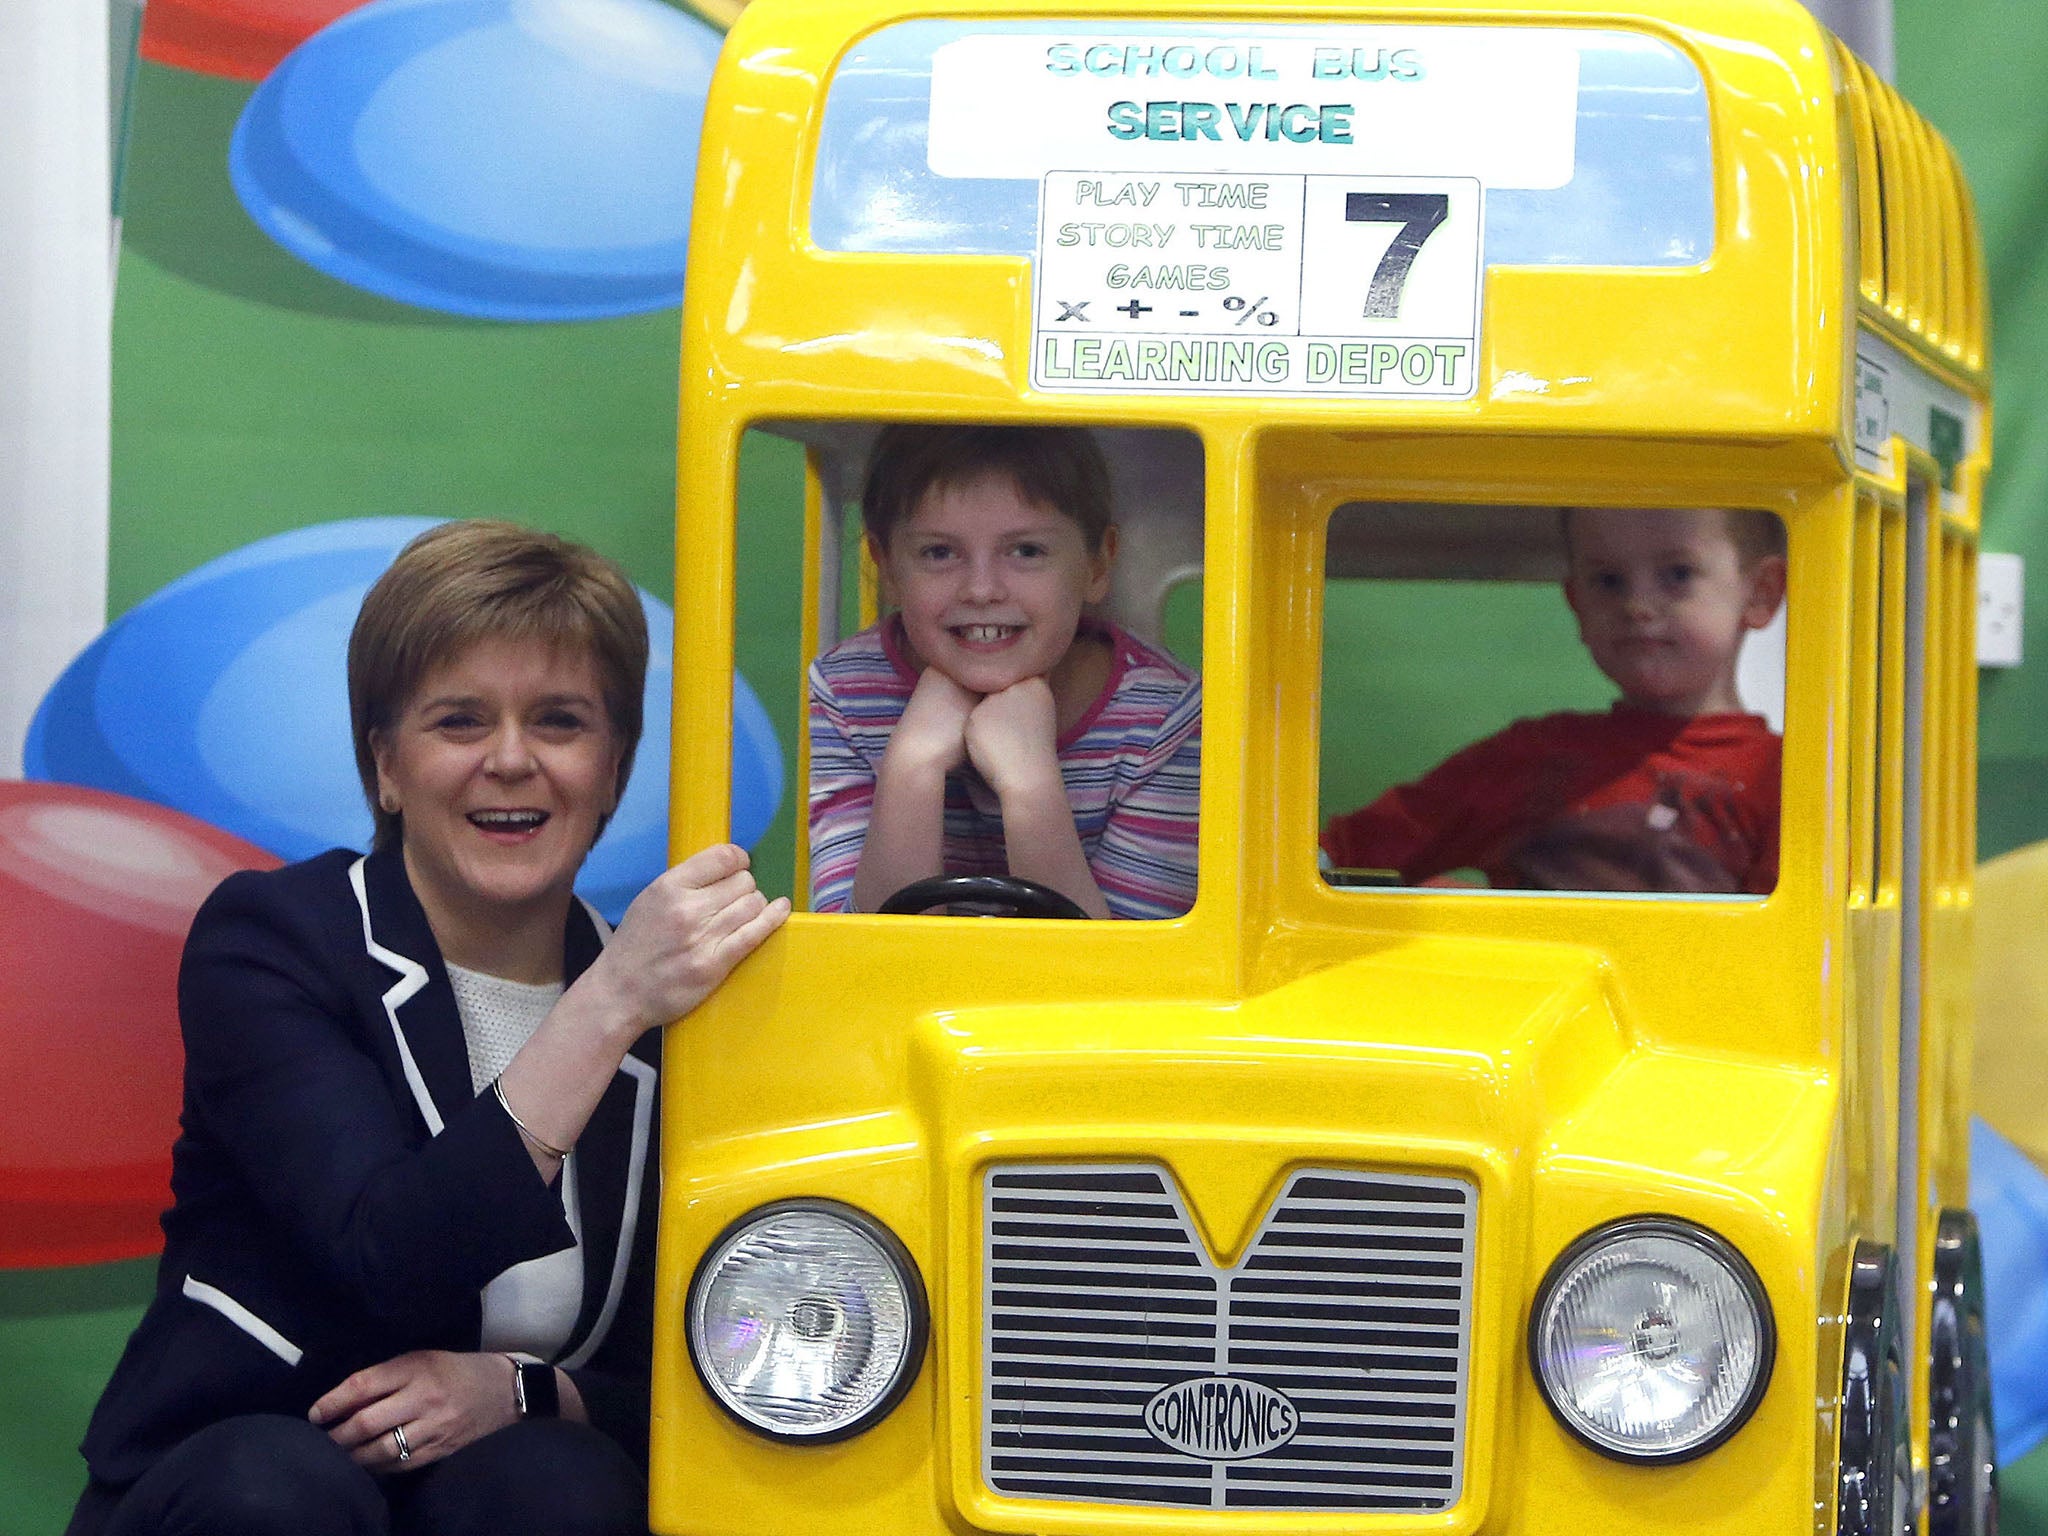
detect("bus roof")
[685,0,1978,446]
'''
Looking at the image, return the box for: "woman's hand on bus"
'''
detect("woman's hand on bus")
[489,846,786,1179]
[965,677,1061,799]
[585,844,790,1036]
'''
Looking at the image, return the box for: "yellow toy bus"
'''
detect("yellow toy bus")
[655,2,1993,1533]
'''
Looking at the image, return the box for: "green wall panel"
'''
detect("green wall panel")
[0,1265,150,1535]
[1896,0,2048,857]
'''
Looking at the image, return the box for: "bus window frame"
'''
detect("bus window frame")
[1310,496,1792,904]
[760,417,1211,919]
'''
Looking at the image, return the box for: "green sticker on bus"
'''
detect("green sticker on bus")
[1930,405,1963,489]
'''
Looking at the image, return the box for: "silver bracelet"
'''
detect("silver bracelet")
[493,1077,572,1160]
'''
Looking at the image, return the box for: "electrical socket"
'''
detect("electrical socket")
[1979,552,2023,668]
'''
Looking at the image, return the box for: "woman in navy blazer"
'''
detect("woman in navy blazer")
[69,522,789,1536]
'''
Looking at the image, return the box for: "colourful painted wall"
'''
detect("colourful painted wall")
[3,6,801,1528]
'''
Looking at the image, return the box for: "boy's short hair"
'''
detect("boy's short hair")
[861,424,1115,552]
[348,519,649,851]
[1560,506,1787,567]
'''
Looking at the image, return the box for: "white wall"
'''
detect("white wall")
[0,0,112,775]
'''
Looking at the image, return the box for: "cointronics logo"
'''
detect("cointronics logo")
[1143,1377,1300,1461]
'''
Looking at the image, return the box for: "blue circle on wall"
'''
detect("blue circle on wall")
[228,0,721,321]
[25,518,783,921]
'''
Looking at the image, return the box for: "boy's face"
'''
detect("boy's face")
[875,471,1114,696]
[1563,507,1786,716]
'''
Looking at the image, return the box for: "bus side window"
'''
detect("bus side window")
[1318,502,1787,898]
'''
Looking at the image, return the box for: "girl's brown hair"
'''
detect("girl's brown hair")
[860,424,1115,552]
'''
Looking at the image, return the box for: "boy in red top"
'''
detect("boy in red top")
[1322,507,1788,894]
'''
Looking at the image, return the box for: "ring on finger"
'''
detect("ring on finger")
[392,1424,412,1463]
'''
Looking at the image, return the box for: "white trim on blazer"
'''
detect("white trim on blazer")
[560,1052,653,1370]
[182,1275,303,1367]
[348,856,440,1135]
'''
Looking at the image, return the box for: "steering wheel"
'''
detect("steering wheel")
[875,874,1089,920]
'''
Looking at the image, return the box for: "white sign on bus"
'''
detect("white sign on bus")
[1032,170,1483,400]
[929,28,1580,187]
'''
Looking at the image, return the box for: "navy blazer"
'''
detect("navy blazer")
[79,845,660,1487]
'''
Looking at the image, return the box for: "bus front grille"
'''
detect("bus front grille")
[982,1162,1475,1512]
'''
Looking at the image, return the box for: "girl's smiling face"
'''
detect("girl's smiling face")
[372,635,621,935]
[876,471,1115,696]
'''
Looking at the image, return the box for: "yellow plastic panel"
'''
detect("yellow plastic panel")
[1833,41,1884,308]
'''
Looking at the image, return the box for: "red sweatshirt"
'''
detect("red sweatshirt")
[1321,706,1781,894]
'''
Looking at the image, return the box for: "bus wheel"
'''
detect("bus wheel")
[1928,1211,1998,1536]
[1839,1242,1914,1536]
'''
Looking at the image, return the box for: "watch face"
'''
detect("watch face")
[517,1360,561,1419]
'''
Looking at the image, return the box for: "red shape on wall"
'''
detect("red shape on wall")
[0,782,280,1268]
[140,0,372,81]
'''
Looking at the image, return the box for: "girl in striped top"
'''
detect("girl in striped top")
[807,425,1200,920]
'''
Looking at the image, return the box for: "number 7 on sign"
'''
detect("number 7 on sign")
[1345,192,1450,319]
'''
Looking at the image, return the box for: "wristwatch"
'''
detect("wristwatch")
[509,1356,560,1419]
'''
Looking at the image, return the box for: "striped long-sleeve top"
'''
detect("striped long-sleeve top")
[807,616,1201,920]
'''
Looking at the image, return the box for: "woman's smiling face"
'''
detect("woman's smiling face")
[876,471,1114,696]
[372,635,621,931]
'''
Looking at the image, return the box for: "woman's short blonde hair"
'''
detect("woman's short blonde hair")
[348,520,649,851]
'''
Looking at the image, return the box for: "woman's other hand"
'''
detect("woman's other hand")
[311,1350,529,1472]
[585,844,790,1035]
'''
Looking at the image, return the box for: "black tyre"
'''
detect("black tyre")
[1928,1210,1998,1536]
[1840,1241,1915,1536]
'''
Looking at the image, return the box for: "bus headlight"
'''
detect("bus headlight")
[686,1199,928,1442]
[1530,1217,1775,1463]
